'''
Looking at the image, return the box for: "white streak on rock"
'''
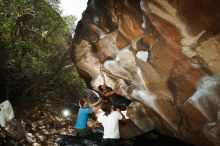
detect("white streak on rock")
[136,51,148,62]
[188,76,220,118]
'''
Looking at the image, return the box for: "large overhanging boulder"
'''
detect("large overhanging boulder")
[71,0,220,145]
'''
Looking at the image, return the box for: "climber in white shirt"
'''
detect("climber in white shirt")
[97,99,126,146]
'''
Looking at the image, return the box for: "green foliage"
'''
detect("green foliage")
[63,15,77,34]
[57,67,86,94]
[0,0,85,101]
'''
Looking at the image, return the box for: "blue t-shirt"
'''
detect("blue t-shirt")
[75,107,93,129]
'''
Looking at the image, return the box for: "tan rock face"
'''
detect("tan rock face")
[71,0,220,145]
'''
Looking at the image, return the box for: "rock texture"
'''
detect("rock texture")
[71,0,220,146]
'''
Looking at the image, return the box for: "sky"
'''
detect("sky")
[59,0,88,23]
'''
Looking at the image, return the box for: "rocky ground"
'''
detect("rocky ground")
[0,93,195,146]
[0,96,82,146]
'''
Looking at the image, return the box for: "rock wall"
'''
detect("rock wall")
[71,0,220,145]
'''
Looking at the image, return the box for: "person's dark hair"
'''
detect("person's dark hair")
[101,99,112,116]
[98,85,104,92]
[79,98,86,107]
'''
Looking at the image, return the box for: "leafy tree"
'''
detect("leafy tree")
[63,15,77,34]
[0,0,85,103]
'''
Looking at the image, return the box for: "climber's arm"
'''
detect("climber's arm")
[90,98,102,108]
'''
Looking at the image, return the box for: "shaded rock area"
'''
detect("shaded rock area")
[71,0,220,146]
[60,129,194,146]
[0,96,79,146]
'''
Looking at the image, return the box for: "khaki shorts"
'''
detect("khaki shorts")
[75,127,92,137]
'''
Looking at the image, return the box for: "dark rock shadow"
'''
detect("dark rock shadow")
[60,129,194,146]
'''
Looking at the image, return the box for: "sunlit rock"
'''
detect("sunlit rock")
[72,0,220,145]
[188,76,220,119]
[32,142,41,146]
[127,101,154,132]
[26,133,36,144]
[204,110,220,146]
[136,51,148,62]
